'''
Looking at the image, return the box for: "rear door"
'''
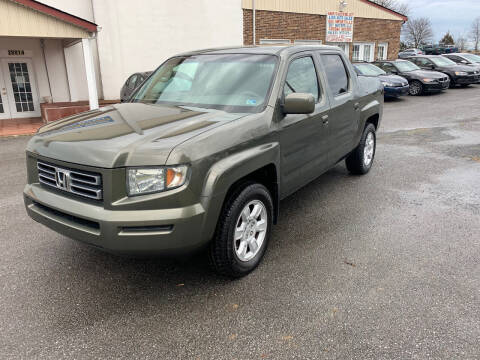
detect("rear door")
[319,53,360,164]
[278,53,331,197]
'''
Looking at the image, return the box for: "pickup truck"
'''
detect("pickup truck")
[24,45,383,277]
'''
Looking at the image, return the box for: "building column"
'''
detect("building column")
[81,38,99,110]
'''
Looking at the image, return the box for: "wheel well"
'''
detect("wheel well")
[366,114,379,130]
[225,164,279,224]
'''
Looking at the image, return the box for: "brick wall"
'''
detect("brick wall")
[243,9,403,60]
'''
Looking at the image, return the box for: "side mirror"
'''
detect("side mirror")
[283,93,315,114]
[461,60,468,64]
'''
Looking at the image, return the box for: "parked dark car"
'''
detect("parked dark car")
[120,71,152,101]
[374,60,449,96]
[398,48,423,59]
[353,62,409,98]
[443,53,480,77]
[407,55,480,87]
[24,45,383,277]
[421,44,458,55]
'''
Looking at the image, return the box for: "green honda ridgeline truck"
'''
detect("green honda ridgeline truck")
[24,46,383,277]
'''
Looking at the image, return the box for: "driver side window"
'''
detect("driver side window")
[283,57,320,102]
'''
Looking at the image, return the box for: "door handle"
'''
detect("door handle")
[322,114,329,125]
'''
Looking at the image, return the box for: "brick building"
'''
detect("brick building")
[242,0,407,62]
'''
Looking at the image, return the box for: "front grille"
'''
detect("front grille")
[439,77,448,83]
[37,161,103,200]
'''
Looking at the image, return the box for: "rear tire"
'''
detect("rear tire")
[409,80,423,96]
[346,123,376,175]
[209,182,273,278]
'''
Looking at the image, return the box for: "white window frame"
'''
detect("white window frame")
[377,42,388,60]
[294,39,323,45]
[326,42,349,57]
[352,42,375,62]
[259,39,291,45]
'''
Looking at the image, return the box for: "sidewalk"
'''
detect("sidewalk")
[0,118,43,137]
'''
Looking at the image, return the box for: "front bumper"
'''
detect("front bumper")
[24,183,207,255]
[454,75,480,85]
[423,80,450,92]
[384,85,410,97]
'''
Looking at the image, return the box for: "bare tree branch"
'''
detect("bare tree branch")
[370,0,410,16]
[456,34,467,51]
[471,17,480,51]
[403,17,434,48]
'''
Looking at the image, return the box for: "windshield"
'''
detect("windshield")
[430,57,456,66]
[395,61,420,72]
[462,54,480,63]
[131,54,278,113]
[354,63,386,76]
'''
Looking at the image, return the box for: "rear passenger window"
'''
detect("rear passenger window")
[284,57,320,102]
[381,63,396,73]
[320,55,349,96]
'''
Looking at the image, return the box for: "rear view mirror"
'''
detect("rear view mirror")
[283,93,315,114]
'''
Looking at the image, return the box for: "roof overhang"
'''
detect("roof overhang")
[360,0,408,22]
[0,0,97,38]
[242,0,407,22]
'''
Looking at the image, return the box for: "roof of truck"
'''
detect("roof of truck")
[177,45,342,57]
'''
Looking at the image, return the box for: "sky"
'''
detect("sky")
[397,0,480,43]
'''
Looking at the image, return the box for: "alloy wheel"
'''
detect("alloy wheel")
[233,200,268,262]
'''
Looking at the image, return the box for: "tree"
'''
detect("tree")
[403,17,434,48]
[471,17,480,52]
[440,31,454,45]
[456,34,467,51]
[370,0,410,16]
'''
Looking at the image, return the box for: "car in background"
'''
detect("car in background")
[374,60,449,96]
[398,48,423,59]
[421,44,458,55]
[443,53,480,75]
[353,62,409,98]
[120,71,152,101]
[407,55,480,87]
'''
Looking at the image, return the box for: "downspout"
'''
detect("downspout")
[252,0,256,45]
[40,39,53,102]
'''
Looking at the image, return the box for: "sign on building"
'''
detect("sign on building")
[326,12,354,43]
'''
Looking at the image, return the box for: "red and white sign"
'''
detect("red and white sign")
[326,12,354,43]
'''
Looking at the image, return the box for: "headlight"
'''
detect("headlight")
[381,81,395,87]
[423,78,436,82]
[455,71,468,76]
[127,166,188,196]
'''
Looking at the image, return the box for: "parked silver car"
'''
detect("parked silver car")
[398,48,423,59]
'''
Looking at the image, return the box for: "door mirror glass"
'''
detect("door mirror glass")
[283,93,315,114]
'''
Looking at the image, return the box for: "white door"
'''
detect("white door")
[0,69,12,120]
[1,58,41,118]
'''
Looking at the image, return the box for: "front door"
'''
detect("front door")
[279,54,331,198]
[0,58,40,119]
[0,69,12,120]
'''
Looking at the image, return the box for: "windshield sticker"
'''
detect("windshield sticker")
[246,99,257,106]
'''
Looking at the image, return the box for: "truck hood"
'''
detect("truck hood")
[27,103,246,168]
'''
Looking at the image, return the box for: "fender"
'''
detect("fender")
[198,142,280,243]
[353,98,382,145]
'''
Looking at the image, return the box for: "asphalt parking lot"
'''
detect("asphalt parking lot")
[1,88,480,359]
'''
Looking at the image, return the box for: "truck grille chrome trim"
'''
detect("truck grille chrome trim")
[37,161,103,200]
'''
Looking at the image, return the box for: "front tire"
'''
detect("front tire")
[409,80,423,96]
[345,123,376,175]
[209,182,273,278]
